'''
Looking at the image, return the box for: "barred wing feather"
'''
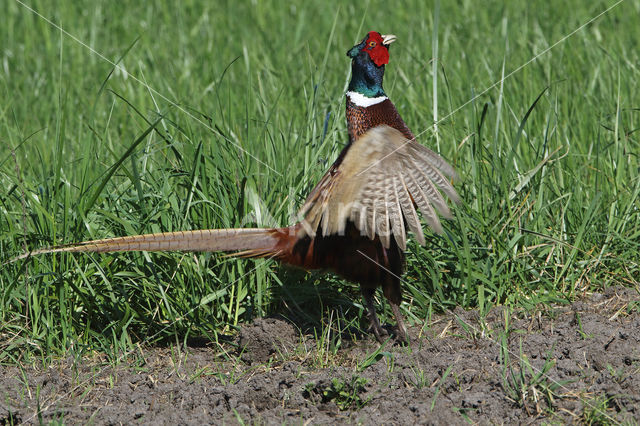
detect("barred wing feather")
[298,125,459,250]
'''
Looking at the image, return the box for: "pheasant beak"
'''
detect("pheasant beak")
[381,34,397,46]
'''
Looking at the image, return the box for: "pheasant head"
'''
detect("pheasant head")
[347,31,396,98]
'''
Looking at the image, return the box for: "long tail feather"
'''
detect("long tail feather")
[10,228,280,263]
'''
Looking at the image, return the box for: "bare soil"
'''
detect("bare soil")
[1,286,639,424]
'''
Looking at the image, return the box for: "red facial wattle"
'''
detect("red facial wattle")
[365,31,389,67]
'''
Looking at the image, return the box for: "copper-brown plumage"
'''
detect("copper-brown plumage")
[346,97,414,142]
[14,32,460,343]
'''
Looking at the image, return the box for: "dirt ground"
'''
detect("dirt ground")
[1,286,639,425]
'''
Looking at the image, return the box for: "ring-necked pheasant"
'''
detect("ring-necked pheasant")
[14,31,459,343]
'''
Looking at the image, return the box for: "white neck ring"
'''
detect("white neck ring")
[346,91,388,107]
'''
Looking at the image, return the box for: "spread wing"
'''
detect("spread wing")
[297,125,460,250]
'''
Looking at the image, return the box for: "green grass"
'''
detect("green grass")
[1,0,639,363]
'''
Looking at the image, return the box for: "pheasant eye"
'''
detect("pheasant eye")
[368,41,377,47]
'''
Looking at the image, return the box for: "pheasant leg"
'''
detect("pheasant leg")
[362,287,387,343]
[390,301,408,344]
